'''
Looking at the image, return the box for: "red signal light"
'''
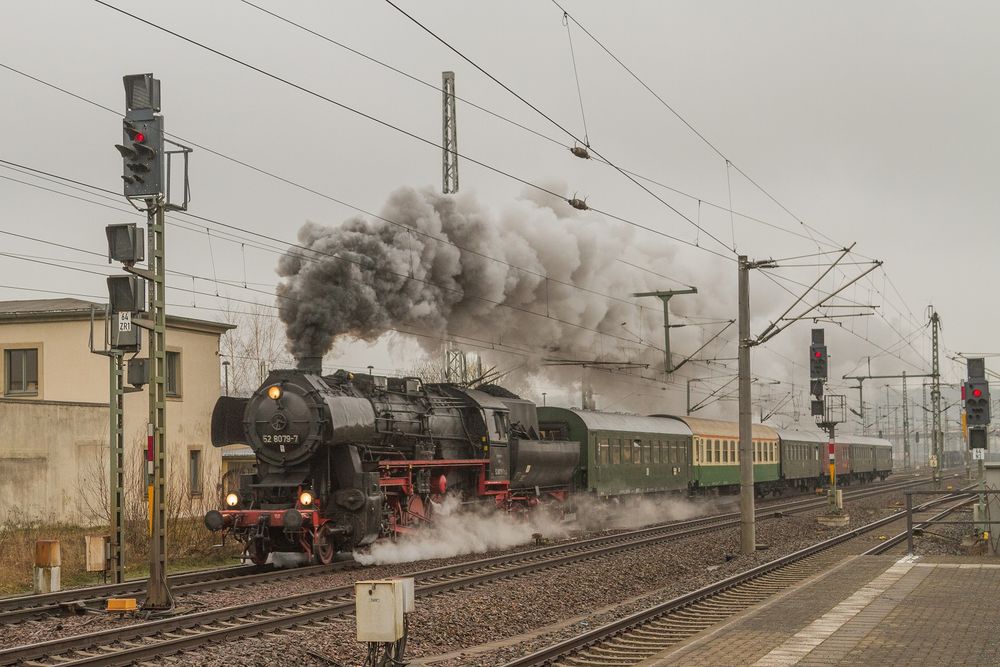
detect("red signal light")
[134,132,145,143]
[814,350,822,358]
[973,388,983,398]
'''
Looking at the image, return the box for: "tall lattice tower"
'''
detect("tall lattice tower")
[442,71,459,194]
[444,341,467,384]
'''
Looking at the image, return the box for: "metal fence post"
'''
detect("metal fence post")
[906,492,914,554]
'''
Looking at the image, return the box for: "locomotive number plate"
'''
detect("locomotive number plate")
[262,434,300,445]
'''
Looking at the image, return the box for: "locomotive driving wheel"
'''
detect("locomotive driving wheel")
[406,495,432,524]
[314,524,336,565]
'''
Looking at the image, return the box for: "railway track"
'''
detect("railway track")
[501,489,974,667]
[0,561,354,625]
[0,474,951,666]
[0,472,949,627]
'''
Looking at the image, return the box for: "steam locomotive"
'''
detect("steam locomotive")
[205,359,579,564]
[206,360,893,565]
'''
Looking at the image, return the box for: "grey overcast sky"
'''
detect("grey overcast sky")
[1,1,996,421]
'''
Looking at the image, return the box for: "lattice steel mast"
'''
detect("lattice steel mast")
[442,71,458,194]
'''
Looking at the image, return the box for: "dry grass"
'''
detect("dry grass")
[0,516,242,596]
[0,442,242,596]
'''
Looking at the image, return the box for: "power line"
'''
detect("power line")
[0,164,913,396]
[0,65,720,301]
[381,0,736,256]
[0,163,684,361]
[89,1,732,261]
[236,0,568,151]
[549,0,840,251]
[0,60,828,254]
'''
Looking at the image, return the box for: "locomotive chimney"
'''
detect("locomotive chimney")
[297,355,323,374]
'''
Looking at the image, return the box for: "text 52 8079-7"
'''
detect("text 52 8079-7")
[263,434,300,444]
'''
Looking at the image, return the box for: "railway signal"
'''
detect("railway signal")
[965,380,990,428]
[809,329,828,382]
[810,329,826,417]
[113,71,193,611]
[116,117,164,198]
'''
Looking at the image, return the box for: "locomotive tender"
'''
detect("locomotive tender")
[206,363,893,565]
[206,359,578,564]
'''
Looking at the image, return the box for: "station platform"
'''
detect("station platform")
[640,554,1000,667]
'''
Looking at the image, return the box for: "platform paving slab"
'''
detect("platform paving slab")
[639,555,1000,667]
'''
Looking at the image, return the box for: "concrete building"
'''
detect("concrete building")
[0,298,234,525]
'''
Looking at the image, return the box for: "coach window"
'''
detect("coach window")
[642,440,651,464]
[4,347,38,396]
[621,438,632,464]
[598,439,610,466]
[611,439,621,465]
[632,439,642,464]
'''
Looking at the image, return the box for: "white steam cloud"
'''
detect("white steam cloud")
[353,494,730,566]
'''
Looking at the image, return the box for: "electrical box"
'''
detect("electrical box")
[355,578,414,642]
[110,312,141,352]
[85,535,110,572]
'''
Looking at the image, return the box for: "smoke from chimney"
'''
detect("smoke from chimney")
[275,186,719,377]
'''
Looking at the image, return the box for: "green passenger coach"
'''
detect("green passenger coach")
[537,408,692,497]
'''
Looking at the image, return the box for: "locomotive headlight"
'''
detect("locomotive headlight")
[225,492,239,507]
[299,491,314,507]
[267,385,282,400]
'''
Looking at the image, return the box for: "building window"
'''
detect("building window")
[5,348,38,396]
[166,351,181,397]
[189,449,202,497]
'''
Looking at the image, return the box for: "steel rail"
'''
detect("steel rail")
[862,494,974,556]
[0,475,951,666]
[0,472,947,626]
[502,488,975,667]
[0,562,347,624]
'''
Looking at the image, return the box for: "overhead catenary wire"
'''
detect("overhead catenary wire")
[0,153,669,313]
[0,67,724,301]
[0,59,824,268]
[380,0,736,256]
[1,163,930,392]
[548,0,840,251]
[89,1,734,262]
[561,10,589,147]
[0,26,936,394]
[0,163,689,363]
